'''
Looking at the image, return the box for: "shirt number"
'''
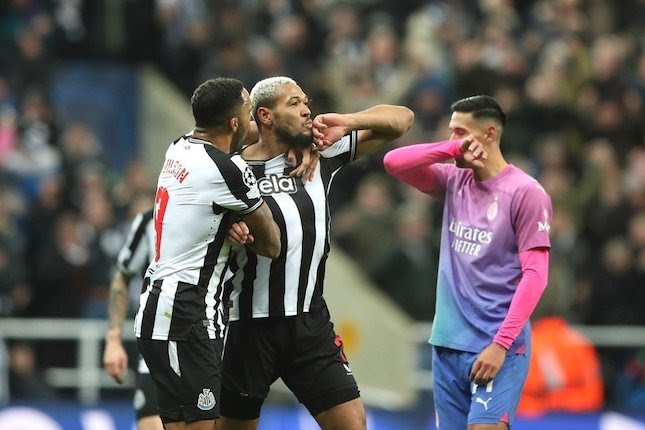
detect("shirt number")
[154,186,169,262]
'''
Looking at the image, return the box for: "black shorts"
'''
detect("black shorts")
[133,358,159,420]
[221,304,360,419]
[137,325,223,424]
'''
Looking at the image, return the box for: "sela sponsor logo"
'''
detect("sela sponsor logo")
[257,174,298,195]
[449,218,493,256]
[197,388,216,411]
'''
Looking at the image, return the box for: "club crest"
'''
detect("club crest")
[487,199,499,221]
[197,388,216,411]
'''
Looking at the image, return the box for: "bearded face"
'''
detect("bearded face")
[230,119,249,153]
[274,120,313,148]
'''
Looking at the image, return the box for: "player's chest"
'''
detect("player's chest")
[447,187,512,232]
[250,161,314,197]
[256,173,302,196]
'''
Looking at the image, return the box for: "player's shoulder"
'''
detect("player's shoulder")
[508,165,551,200]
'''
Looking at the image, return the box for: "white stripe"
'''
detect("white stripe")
[252,256,272,315]
[273,194,302,314]
[134,287,151,337]
[138,356,150,374]
[304,166,327,310]
[486,380,493,392]
[152,282,177,339]
[168,341,181,376]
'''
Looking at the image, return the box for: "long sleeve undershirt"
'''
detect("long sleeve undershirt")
[494,248,549,349]
[382,140,462,193]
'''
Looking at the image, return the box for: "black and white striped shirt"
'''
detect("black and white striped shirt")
[223,131,357,321]
[116,210,154,293]
[135,134,263,341]
[116,210,155,373]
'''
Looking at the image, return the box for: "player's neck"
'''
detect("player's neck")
[474,153,508,181]
[192,129,232,153]
[245,134,289,160]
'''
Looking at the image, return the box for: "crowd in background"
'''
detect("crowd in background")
[0,0,643,411]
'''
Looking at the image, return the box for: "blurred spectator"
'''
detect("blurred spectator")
[332,173,397,276]
[78,192,120,319]
[7,341,58,401]
[517,315,604,417]
[110,158,154,219]
[587,237,642,326]
[615,348,645,413]
[155,0,211,95]
[0,186,28,317]
[371,203,439,320]
[2,90,60,196]
[57,122,105,208]
[26,211,88,319]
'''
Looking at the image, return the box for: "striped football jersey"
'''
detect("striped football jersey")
[116,210,154,293]
[135,134,263,341]
[223,131,357,321]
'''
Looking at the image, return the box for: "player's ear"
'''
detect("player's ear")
[486,125,497,142]
[230,117,239,132]
[256,107,272,127]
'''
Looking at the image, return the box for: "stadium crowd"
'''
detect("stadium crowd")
[0,0,643,412]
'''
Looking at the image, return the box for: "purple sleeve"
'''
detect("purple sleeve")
[383,140,462,193]
[493,248,550,349]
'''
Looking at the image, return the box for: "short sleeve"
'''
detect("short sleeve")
[116,211,153,276]
[210,151,263,215]
[512,181,552,251]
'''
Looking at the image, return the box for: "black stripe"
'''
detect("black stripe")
[249,163,266,183]
[222,257,238,323]
[289,187,316,312]
[313,251,329,309]
[121,210,153,270]
[198,212,232,288]
[239,252,257,318]
[140,278,159,339]
[266,197,287,316]
[213,258,230,338]
[172,134,190,145]
[322,131,356,173]
[205,145,261,207]
[168,281,208,339]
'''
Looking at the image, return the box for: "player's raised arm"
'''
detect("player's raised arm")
[313,104,414,158]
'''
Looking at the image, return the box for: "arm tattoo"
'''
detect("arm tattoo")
[107,272,130,332]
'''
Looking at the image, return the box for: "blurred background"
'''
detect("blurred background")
[0,0,643,429]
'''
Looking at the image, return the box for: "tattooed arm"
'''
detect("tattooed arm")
[102,270,131,384]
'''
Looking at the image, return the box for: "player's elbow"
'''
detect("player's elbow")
[257,226,281,259]
[383,150,405,177]
[264,240,281,260]
[400,106,415,133]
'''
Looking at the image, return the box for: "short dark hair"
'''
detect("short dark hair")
[191,78,244,128]
[451,95,506,127]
